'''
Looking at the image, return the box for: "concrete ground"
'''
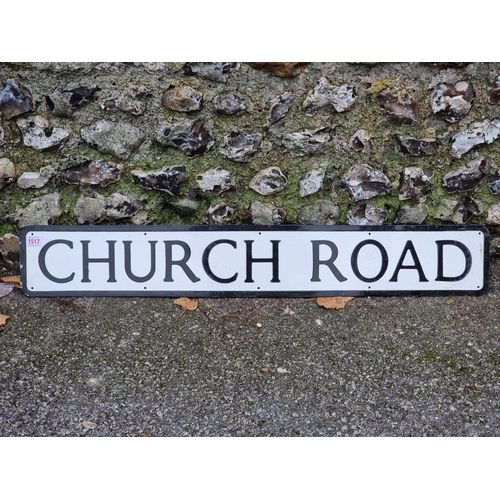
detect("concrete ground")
[0,260,499,437]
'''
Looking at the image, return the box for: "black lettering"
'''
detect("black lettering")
[311,240,347,282]
[389,240,428,282]
[244,240,280,283]
[124,241,157,283]
[351,239,389,283]
[436,240,472,282]
[38,239,75,283]
[164,241,200,283]
[202,240,238,283]
[81,240,117,283]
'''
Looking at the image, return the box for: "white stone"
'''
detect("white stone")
[282,127,331,157]
[17,116,70,152]
[15,193,61,227]
[300,169,325,197]
[486,203,500,225]
[250,201,285,225]
[196,167,235,193]
[303,77,357,113]
[249,167,287,195]
[0,158,15,189]
[17,171,50,189]
[450,119,500,158]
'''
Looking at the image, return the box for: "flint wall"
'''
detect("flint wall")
[1,62,500,268]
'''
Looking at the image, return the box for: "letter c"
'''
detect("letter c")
[38,239,75,283]
[202,239,238,283]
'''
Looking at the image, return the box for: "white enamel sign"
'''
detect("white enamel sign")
[21,225,489,297]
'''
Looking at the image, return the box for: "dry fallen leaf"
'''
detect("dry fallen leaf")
[1,275,21,289]
[173,297,199,311]
[0,314,10,326]
[0,283,14,298]
[316,297,354,310]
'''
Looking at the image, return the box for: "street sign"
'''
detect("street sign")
[21,225,489,297]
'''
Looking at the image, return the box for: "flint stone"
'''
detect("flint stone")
[450,119,500,158]
[163,86,203,112]
[0,233,20,268]
[17,116,70,152]
[282,127,331,157]
[167,197,199,215]
[398,167,434,202]
[45,90,75,117]
[249,201,286,225]
[46,86,96,117]
[303,78,357,114]
[347,204,388,226]
[101,94,146,116]
[131,85,152,97]
[131,165,187,195]
[74,196,106,224]
[266,92,294,128]
[183,62,238,82]
[486,202,500,225]
[15,193,61,227]
[442,157,487,193]
[378,89,419,126]
[17,168,53,189]
[0,158,16,189]
[435,198,479,224]
[196,167,235,194]
[0,79,33,119]
[249,167,287,195]
[397,136,438,156]
[395,204,428,224]
[489,77,500,104]
[298,200,340,225]
[341,164,392,201]
[220,129,262,162]
[350,129,370,152]
[213,93,246,115]
[491,237,500,256]
[300,169,325,197]
[431,81,474,123]
[248,62,308,77]
[486,170,500,194]
[63,160,122,187]
[157,119,214,157]
[63,86,95,106]
[81,120,146,160]
[205,203,237,225]
[0,126,5,146]
[74,193,144,224]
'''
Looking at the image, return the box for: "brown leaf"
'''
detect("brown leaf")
[0,314,10,326]
[316,297,354,310]
[81,420,97,430]
[1,275,21,289]
[0,283,14,298]
[173,297,199,311]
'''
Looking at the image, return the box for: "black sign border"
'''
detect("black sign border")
[20,224,490,298]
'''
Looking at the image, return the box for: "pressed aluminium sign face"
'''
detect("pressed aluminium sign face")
[20,225,489,297]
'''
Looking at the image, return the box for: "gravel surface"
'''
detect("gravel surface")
[1,262,499,437]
